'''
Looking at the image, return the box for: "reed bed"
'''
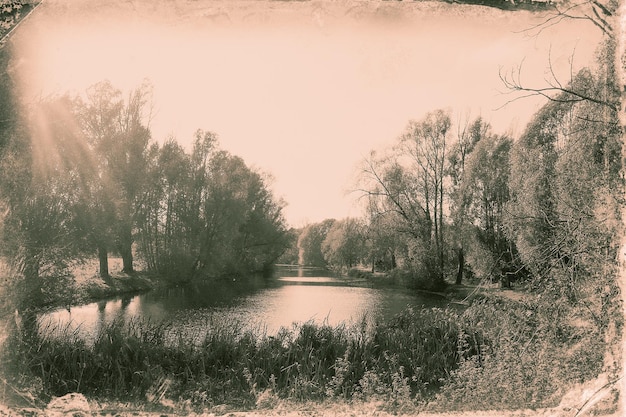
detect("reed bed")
[1,307,477,409]
[2,299,608,411]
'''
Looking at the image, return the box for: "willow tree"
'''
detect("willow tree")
[447,116,487,284]
[298,219,336,267]
[321,218,366,270]
[136,139,193,276]
[399,109,451,282]
[501,3,626,409]
[0,96,90,308]
[75,81,153,275]
[136,130,288,280]
[358,110,451,290]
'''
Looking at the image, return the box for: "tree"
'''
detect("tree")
[136,138,193,276]
[236,170,289,275]
[321,218,366,270]
[298,219,336,267]
[506,65,620,297]
[447,116,486,284]
[497,6,626,408]
[0,96,88,307]
[365,208,406,272]
[75,81,153,274]
[463,130,516,285]
[277,228,301,265]
[359,109,452,289]
[136,130,288,280]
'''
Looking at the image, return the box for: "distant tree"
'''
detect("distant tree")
[277,228,301,265]
[298,219,336,267]
[321,218,366,270]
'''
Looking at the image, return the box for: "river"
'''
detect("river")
[38,266,448,342]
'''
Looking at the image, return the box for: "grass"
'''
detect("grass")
[0,292,616,413]
[1,307,480,411]
[430,295,616,411]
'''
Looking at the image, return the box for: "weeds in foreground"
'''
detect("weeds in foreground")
[0,297,613,412]
[2,308,474,409]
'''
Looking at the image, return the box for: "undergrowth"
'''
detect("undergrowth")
[0,295,614,412]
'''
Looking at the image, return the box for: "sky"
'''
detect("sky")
[12,0,602,227]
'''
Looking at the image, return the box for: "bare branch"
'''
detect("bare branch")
[518,0,614,38]
[498,62,617,113]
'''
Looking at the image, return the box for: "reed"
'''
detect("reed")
[4,299,606,412]
[2,307,477,409]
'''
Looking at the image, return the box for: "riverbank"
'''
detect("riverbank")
[0,263,620,416]
[343,266,529,306]
[1,284,618,415]
[70,271,154,309]
[40,259,156,314]
[0,387,620,417]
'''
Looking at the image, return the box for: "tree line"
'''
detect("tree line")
[294,39,620,304]
[0,80,290,309]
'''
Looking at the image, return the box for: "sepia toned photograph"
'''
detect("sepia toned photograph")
[0,0,623,416]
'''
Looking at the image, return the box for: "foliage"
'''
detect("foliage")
[358,110,453,289]
[364,211,405,272]
[6,293,614,412]
[505,65,621,295]
[463,132,518,283]
[321,218,366,270]
[297,219,335,267]
[276,228,301,265]
[0,97,91,308]
[75,80,153,275]
[0,80,289,306]
[0,1,26,37]
[136,130,289,280]
[432,292,617,411]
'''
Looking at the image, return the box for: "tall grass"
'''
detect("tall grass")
[1,307,479,409]
[431,296,613,411]
[2,298,612,412]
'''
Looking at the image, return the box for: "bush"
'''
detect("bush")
[431,296,611,411]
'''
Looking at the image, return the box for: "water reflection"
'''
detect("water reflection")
[38,266,446,342]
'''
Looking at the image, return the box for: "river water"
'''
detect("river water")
[38,266,447,342]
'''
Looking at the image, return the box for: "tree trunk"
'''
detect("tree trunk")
[615,3,626,412]
[97,243,110,280]
[118,223,134,273]
[439,175,445,283]
[455,247,464,285]
[121,245,134,273]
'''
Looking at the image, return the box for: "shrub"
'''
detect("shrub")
[431,296,611,411]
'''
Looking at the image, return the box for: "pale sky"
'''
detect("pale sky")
[12,0,602,227]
